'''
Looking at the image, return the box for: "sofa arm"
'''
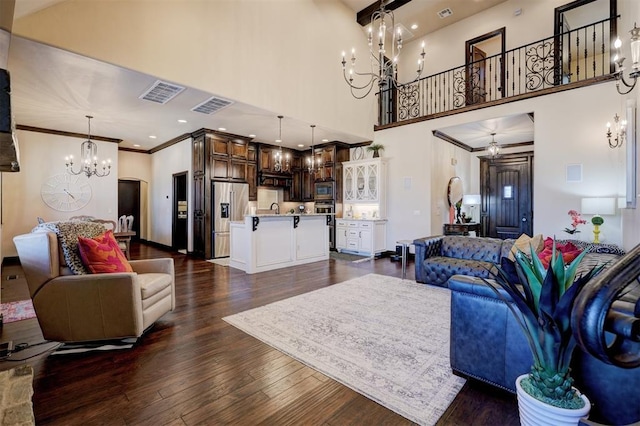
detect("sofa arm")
[413,236,443,283]
[33,273,144,342]
[130,258,174,276]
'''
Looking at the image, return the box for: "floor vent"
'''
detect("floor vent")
[191,96,233,115]
[139,80,186,104]
[438,7,453,18]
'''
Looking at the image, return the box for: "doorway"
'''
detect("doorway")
[480,152,533,239]
[173,172,188,252]
[465,28,505,105]
[118,180,141,240]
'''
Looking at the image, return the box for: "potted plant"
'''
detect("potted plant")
[490,243,604,425]
[366,143,384,158]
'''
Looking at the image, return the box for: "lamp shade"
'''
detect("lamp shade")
[581,197,616,215]
[463,194,481,205]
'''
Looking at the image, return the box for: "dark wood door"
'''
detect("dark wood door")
[118,180,140,240]
[480,153,533,239]
[466,46,486,105]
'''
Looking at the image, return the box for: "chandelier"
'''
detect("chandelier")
[273,115,290,172]
[307,124,321,175]
[487,133,501,158]
[613,22,640,95]
[65,115,111,178]
[606,113,626,148]
[341,0,426,99]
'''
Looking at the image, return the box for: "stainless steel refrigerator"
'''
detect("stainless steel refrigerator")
[212,181,249,258]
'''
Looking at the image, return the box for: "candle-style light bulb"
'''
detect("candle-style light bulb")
[614,38,622,49]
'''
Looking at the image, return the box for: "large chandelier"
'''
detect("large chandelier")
[487,133,501,158]
[613,22,640,95]
[65,115,111,178]
[341,0,425,99]
[273,115,290,172]
[307,124,321,175]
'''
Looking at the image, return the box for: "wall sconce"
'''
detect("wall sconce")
[581,197,616,243]
[606,113,626,148]
[613,22,640,95]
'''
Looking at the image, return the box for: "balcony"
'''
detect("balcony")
[376,17,617,128]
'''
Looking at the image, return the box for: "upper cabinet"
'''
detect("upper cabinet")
[343,158,388,218]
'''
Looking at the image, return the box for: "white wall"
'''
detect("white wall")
[375,82,629,250]
[12,0,375,141]
[2,129,118,257]
[149,139,192,249]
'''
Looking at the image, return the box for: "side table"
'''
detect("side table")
[396,239,413,280]
[443,223,481,236]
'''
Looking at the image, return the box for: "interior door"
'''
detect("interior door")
[466,46,487,105]
[480,153,533,239]
[118,180,140,240]
[172,172,188,251]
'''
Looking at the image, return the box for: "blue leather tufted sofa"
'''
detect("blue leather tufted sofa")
[448,270,640,425]
[413,235,513,286]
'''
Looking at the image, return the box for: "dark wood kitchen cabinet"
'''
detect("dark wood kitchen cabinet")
[191,128,255,258]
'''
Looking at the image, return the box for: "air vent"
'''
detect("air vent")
[191,96,233,115]
[139,80,185,104]
[438,7,453,18]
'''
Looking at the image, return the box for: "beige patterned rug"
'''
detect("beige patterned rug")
[223,273,465,425]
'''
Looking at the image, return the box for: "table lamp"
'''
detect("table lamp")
[462,194,481,223]
[580,197,616,243]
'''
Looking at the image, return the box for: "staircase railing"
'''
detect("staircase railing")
[378,17,616,126]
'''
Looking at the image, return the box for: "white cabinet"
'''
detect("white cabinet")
[343,158,387,219]
[336,219,387,256]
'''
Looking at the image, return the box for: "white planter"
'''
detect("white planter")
[516,374,591,426]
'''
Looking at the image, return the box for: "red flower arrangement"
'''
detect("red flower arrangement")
[564,209,587,234]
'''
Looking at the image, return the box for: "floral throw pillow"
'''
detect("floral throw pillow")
[538,237,582,269]
[77,230,133,274]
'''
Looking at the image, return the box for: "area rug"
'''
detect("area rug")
[223,273,465,425]
[206,258,230,267]
[329,251,372,263]
[1,300,36,323]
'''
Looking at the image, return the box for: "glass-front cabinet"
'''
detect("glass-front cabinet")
[342,158,387,219]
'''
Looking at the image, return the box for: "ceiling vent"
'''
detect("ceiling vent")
[438,7,453,19]
[139,80,185,104]
[191,96,233,115]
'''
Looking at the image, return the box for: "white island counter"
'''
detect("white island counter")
[229,214,331,274]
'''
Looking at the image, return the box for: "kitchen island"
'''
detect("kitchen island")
[229,213,331,274]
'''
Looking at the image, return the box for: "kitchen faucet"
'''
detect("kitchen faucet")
[270,202,279,214]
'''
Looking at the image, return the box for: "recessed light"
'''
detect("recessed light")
[249,134,256,138]
[133,144,141,147]
[411,23,418,30]
[149,135,157,139]
[322,139,329,142]
[218,127,226,131]
[178,119,187,123]
[298,144,305,147]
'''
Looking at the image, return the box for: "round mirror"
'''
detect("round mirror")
[447,177,464,208]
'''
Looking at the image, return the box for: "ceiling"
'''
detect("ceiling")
[8,0,530,153]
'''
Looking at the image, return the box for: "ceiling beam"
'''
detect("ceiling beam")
[356,0,413,27]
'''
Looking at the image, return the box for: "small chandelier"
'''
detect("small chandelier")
[606,113,626,148]
[273,115,290,173]
[613,22,640,95]
[487,133,501,158]
[307,124,321,174]
[341,0,426,99]
[65,115,111,178]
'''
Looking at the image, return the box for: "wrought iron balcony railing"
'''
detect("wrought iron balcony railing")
[378,17,616,127]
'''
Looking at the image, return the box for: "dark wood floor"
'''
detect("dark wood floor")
[0,243,519,425]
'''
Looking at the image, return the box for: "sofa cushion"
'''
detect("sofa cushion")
[508,233,544,260]
[423,257,497,287]
[441,236,505,263]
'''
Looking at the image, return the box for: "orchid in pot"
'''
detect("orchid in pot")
[490,242,604,425]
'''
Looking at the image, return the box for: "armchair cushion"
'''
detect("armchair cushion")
[77,230,133,274]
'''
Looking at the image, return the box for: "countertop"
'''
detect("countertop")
[245,213,335,217]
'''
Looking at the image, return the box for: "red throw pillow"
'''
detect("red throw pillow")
[77,230,133,273]
[538,238,582,268]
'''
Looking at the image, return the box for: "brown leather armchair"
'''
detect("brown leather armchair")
[13,231,175,343]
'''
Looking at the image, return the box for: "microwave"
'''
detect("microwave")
[314,181,335,200]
